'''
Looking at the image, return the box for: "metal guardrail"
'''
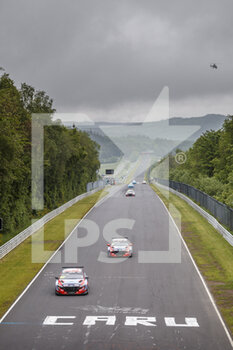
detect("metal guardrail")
[152,180,233,247]
[0,182,104,260]
[86,180,105,192]
[152,178,233,231]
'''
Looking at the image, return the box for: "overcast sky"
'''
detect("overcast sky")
[1,0,233,121]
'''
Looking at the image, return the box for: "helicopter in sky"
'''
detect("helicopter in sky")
[210,63,218,69]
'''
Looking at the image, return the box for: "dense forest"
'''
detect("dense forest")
[153,116,233,208]
[0,73,100,240]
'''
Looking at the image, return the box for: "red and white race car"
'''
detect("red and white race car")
[125,189,135,197]
[55,267,89,295]
[107,237,133,258]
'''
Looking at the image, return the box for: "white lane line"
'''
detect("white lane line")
[0,186,121,324]
[153,188,233,348]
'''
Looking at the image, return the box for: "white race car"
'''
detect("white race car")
[55,267,89,295]
[107,237,133,257]
[125,189,135,197]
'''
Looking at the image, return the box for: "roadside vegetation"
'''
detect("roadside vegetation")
[0,73,100,242]
[151,184,233,336]
[0,189,106,319]
[151,115,233,208]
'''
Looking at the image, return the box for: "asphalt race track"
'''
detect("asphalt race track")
[0,177,232,350]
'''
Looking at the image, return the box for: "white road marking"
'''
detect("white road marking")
[83,316,116,326]
[43,315,200,328]
[125,317,156,327]
[164,317,199,327]
[43,316,76,326]
[154,191,233,348]
[83,325,91,345]
[0,187,117,325]
[109,324,120,340]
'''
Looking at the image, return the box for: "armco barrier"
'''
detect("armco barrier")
[86,180,105,192]
[152,179,233,247]
[0,182,104,260]
[152,178,233,231]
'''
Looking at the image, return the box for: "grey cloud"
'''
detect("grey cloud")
[0,0,233,118]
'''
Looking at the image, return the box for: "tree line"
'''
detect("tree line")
[0,73,100,240]
[153,116,233,208]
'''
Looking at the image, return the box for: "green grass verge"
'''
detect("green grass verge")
[0,189,107,318]
[151,184,233,336]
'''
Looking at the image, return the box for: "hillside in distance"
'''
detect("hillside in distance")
[64,114,226,162]
[99,114,226,159]
[99,114,226,141]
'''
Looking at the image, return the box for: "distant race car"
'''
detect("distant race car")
[142,180,147,184]
[55,267,89,295]
[107,237,133,257]
[132,180,137,185]
[128,183,134,188]
[125,189,135,197]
